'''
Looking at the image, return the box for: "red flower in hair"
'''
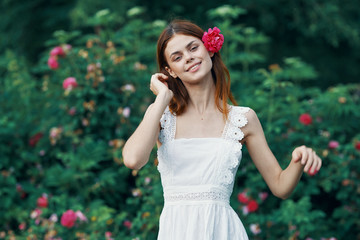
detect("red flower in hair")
[202,27,224,53]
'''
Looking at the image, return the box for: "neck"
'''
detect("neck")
[183,74,217,115]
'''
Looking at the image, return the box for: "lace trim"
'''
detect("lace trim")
[157,145,170,174]
[219,106,250,186]
[159,106,176,144]
[157,107,175,185]
[164,190,230,203]
[218,141,243,185]
[225,106,249,141]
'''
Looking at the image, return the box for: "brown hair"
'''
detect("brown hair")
[156,19,237,119]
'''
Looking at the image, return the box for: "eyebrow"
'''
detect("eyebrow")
[170,40,196,58]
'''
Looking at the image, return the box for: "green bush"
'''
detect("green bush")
[0,6,359,240]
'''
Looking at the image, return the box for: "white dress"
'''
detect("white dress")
[157,105,250,240]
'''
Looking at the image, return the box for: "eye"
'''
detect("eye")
[190,46,198,51]
[173,56,181,62]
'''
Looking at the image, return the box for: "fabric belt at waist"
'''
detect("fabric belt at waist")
[163,185,231,205]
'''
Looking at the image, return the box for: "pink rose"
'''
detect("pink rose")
[60,210,77,228]
[202,27,224,53]
[37,195,48,208]
[19,223,26,230]
[50,46,65,57]
[299,113,312,125]
[247,200,259,212]
[63,77,78,90]
[48,56,59,69]
[237,191,249,204]
[123,220,132,229]
[328,140,339,149]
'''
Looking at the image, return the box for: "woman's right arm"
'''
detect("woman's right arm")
[122,73,173,170]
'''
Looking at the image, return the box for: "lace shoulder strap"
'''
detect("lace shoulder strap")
[223,106,250,142]
[159,106,176,144]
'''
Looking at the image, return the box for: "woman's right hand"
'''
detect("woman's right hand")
[150,73,173,102]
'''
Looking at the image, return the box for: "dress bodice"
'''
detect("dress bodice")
[157,106,250,204]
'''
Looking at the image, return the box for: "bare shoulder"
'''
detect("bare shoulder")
[237,107,263,140]
[243,107,258,124]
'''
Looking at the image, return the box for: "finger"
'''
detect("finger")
[292,150,301,162]
[151,74,169,87]
[160,73,169,80]
[155,73,169,81]
[304,149,314,172]
[300,147,308,165]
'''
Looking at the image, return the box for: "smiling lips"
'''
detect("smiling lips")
[186,62,201,72]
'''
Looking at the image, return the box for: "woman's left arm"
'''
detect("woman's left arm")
[243,109,322,199]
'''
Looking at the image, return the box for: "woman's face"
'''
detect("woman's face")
[164,34,214,84]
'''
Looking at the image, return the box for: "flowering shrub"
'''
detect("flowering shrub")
[0,10,166,240]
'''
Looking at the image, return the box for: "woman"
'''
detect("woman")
[123,20,322,240]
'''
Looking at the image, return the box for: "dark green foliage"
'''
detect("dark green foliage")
[0,0,75,61]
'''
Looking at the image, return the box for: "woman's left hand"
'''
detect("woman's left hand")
[291,145,322,175]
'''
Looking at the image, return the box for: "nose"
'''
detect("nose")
[184,52,194,63]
